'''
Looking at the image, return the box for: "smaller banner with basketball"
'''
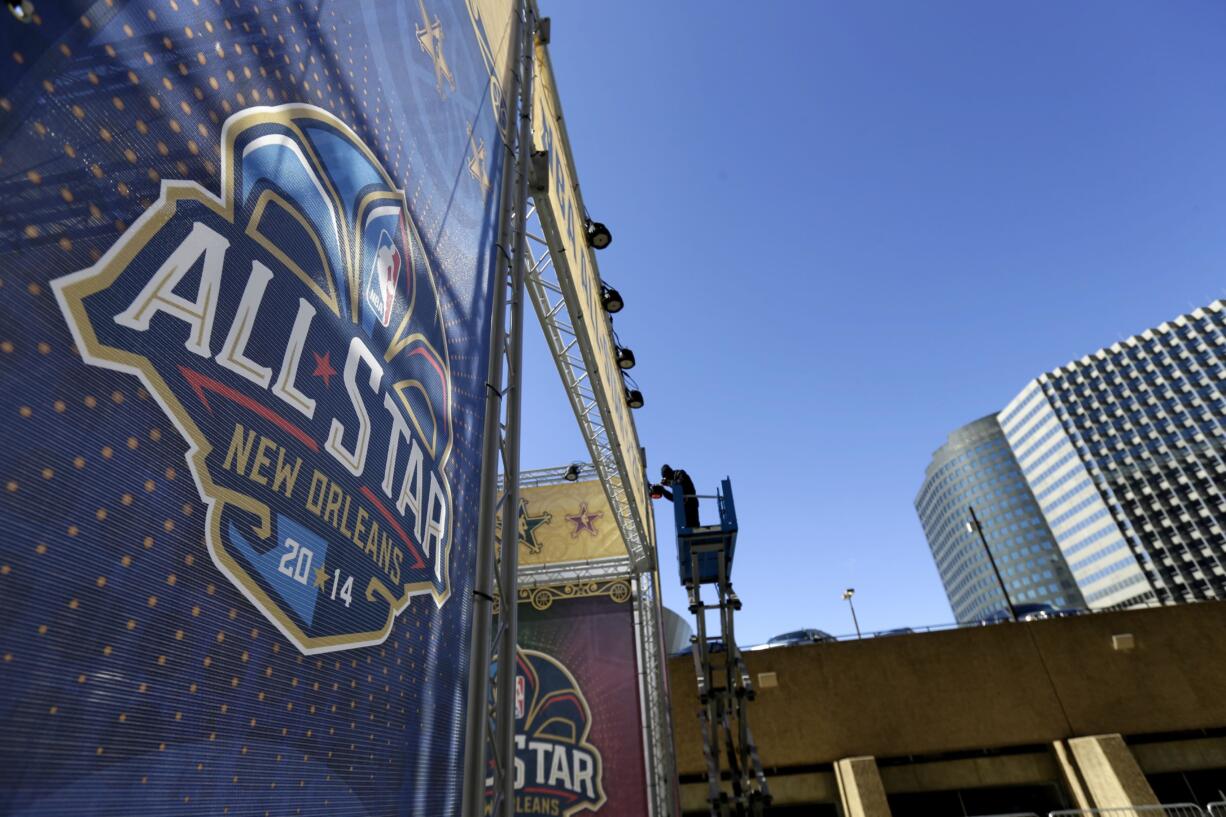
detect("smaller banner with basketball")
[500,479,626,567]
[510,586,647,817]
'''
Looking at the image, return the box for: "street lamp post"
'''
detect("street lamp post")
[842,588,861,638]
[966,506,1017,622]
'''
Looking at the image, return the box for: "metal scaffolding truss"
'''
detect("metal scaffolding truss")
[462,5,674,817]
[460,3,535,817]
[634,569,680,817]
[518,556,633,587]
[520,55,651,572]
[516,37,675,811]
[516,462,593,487]
[521,222,650,570]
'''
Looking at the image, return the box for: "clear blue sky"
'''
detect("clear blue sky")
[517,1,1226,645]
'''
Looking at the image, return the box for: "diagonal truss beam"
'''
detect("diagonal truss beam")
[522,214,650,571]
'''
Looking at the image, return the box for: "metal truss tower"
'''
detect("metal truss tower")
[515,9,676,814]
[460,2,535,816]
[461,2,675,815]
[510,464,678,817]
[673,478,771,817]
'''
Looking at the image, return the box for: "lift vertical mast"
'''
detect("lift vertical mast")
[671,477,770,817]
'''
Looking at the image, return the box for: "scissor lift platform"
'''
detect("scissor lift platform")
[675,477,738,586]
[669,477,769,817]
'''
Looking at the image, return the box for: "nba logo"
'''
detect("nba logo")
[515,675,525,719]
[365,227,402,327]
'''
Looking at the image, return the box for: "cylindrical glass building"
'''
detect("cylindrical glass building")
[916,414,1086,623]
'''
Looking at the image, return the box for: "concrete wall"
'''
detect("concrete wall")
[668,602,1226,777]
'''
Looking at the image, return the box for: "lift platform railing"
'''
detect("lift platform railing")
[675,478,738,586]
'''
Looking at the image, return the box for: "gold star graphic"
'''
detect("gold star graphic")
[416,0,456,96]
[565,503,603,539]
[467,125,490,191]
[313,566,330,590]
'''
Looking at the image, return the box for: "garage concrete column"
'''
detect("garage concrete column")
[834,756,892,817]
[1054,734,1158,809]
[1052,739,1093,810]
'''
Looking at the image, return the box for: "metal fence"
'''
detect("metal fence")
[1048,804,1206,817]
[964,804,1214,817]
[809,596,1224,645]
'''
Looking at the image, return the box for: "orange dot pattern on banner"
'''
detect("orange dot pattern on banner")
[0,0,493,811]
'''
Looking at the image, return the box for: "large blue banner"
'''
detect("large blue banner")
[0,0,511,813]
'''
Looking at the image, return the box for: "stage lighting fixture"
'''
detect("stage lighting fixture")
[8,0,34,21]
[650,483,665,499]
[616,346,636,370]
[563,463,581,482]
[626,389,644,409]
[601,284,623,314]
[585,219,612,250]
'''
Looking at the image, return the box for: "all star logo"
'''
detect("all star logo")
[53,104,455,655]
[490,649,606,817]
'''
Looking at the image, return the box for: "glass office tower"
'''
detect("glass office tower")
[1000,301,1226,608]
[916,414,1085,624]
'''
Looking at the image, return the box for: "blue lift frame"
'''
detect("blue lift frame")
[670,477,769,817]
[674,477,738,586]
